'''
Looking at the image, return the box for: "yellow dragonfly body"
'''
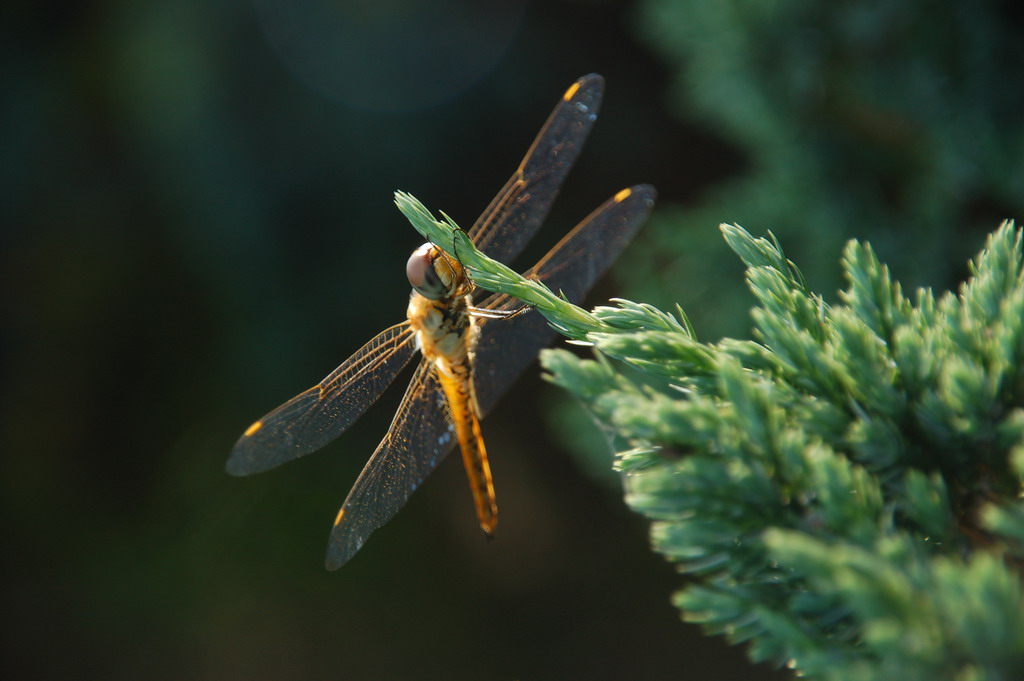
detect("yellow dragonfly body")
[401,241,497,537]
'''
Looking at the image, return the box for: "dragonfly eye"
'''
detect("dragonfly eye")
[406,244,449,299]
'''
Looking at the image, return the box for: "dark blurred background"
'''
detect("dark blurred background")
[3,1,1022,679]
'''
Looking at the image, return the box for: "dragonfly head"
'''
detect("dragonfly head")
[406,243,470,300]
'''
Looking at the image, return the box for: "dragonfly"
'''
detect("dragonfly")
[227,74,656,569]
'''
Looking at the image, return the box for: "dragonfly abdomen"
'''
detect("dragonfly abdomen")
[435,361,498,536]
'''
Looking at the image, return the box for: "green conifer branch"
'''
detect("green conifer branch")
[395,191,691,341]
[397,191,1024,679]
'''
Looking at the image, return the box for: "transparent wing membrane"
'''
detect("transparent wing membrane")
[468,74,603,265]
[473,185,656,416]
[326,359,457,569]
[227,323,417,475]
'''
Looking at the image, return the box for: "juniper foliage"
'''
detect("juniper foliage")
[397,192,1024,680]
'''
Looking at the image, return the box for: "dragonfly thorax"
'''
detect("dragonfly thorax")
[406,243,472,301]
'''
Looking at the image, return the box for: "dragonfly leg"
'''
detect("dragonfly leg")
[468,305,531,320]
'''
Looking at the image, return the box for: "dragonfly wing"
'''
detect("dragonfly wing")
[326,358,457,569]
[467,74,604,265]
[472,185,657,416]
[227,322,419,476]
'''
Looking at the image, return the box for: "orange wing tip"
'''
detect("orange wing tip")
[333,508,346,526]
[563,81,582,101]
[614,187,633,202]
[244,420,263,437]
